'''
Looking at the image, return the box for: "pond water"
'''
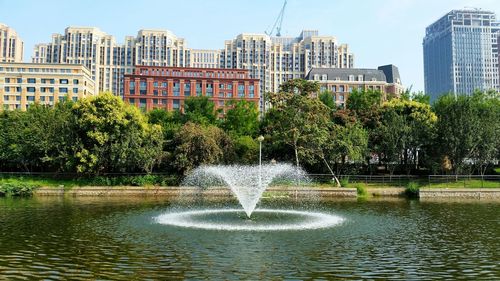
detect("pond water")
[0,197,498,280]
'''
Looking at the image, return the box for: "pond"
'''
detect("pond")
[0,196,498,280]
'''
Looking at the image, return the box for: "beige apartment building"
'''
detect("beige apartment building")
[306,64,405,108]
[0,62,95,110]
[221,30,354,110]
[32,27,355,111]
[0,23,24,63]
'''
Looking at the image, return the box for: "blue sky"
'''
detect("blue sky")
[0,0,498,92]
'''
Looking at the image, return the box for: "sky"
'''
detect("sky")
[0,0,499,92]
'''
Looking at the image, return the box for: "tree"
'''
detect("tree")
[0,102,76,172]
[433,93,482,175]
[182,96,218,125]
[223,100,259,137]
[319,90,336,109]
[379,99,437,174]
[346,89,383,113]
[263,89,331,168]
[278,79,319,96]
[172,122,233,175]
[71,93,164,174]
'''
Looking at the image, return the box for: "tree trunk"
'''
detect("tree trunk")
[322,157,340,187]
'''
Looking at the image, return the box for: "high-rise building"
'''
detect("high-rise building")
[0,62,96,110]
[33,27,354,111]
[220,30,354,110]
[423,8,500,100]
[0,23,24,63]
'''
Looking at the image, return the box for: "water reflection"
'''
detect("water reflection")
[0,197,498,280]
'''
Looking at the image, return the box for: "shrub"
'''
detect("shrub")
[353,183,368,197]
[0,182,39,197]
[405,182,420,198]
[339,177,350,187]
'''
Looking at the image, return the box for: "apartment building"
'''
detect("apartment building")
[0,62,95,110]
[123,66,259,112]
[0,23,24,63]
[220,30,354,110]
[306,64,404,108]
[32,27,354,111]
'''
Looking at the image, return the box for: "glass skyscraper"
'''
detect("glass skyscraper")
[423,9,499,100]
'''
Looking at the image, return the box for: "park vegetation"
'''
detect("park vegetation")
[0,80,498,186]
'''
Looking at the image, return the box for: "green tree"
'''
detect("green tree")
[433,93,482,175]
[223,100,259,136]
[182,96,218,125]
[71,93,164,174]
[278,79,319,96]
[263,90,331,168]
[346,89,383,113]
[319,90,336,109]
[379,99,437,174]
[172,122,234,174]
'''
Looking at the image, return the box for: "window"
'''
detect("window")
[173,82,180,96]
[4,87,9,92]
[228,84,233,90]
[73,88,78,94]
[238,84,245,97]
[140,81,147,95]
[153,98,158,104]
[339,86,345,92]
[27,78,36,83]
[73,79,79,85]
[72,97,78,102]
[27,96,35,102]
[153,82,158,88]
[129,98,135,103]
[16,87,21,92]
[5,78,10,83]
[16,96,21,101]
[153,90,158,96]
[27,87,36,93]
[3,95,8,101]
[60,79,68,84]
[17,78,22,83]
[59,96,67,102]
[40,96,46,102]
[173,99,180,110]
[184,83,191,96]
[161,82,167,88]
[59,87,68,93]
[50,79,55,84]
[162,90,167,96]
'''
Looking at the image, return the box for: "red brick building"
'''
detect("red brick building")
[124,66,260,112]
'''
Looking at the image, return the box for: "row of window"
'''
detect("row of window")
[139,69,247,79]
[0,67,77,74]
[3,78,80,84]
[3,95,78,102]
[4,86,79,94]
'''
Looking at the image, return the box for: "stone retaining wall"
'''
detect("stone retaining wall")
[419,188,500,199]
[34,186,358,198]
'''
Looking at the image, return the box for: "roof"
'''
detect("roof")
[305,68,387,82]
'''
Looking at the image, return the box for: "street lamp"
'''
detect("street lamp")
[257,135,264,189]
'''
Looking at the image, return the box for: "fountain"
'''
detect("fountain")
[155,136,344,231]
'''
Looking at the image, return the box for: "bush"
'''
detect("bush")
[405,182,420,198]
[353,183,368,197]
[339,177,350,187]
[0,182,39,197]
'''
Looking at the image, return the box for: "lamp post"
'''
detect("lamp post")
[257,135,264,188]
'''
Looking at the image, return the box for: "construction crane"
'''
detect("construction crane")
[265,0,287,37]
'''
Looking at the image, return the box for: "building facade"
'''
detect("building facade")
[423,9,500,100]
[0,23,24,63]
[220,30,354,110]
[123,66,259,112]
[32,27,353,112]
[0,62,95,110]
[306,65,404,108]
